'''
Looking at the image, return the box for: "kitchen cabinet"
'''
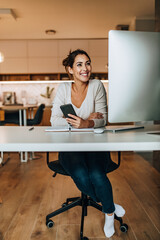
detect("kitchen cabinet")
[0,38,108,78]
[0,110,4,121]
[41,106,52,126]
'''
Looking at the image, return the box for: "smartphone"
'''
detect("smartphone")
[60,104,77,119]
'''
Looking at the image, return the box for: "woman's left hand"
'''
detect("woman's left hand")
[66,114,94,128]
[88,112,103,120]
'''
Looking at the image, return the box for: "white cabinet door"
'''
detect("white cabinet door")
[88,39,108,57]
[58,40,89,57]
[28,58,58,73]
[0,40,27,57]
[28,40,58,57]
[91,57,108,72]
[1,58,28,73]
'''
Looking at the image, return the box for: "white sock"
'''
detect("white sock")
[104,213,115,238]
[114,203,125,217]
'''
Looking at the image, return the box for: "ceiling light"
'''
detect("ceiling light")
[0,8,17,20]
[45,29,56,35]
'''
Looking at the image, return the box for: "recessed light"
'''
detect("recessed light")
[45,29,56,35]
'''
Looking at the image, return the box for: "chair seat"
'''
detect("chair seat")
[48,158,119,176]
[48,160,69,176]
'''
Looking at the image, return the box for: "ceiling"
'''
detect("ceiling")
[0,0,155,40]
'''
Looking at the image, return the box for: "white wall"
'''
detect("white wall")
[0,81,108,106]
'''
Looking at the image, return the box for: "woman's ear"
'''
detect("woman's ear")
[68,66,73,75]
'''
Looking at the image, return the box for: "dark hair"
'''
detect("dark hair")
[62,49,91,78]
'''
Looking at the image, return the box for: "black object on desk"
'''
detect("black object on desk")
[29,127,34,131]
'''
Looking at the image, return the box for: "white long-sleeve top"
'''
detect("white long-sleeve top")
[50,79,107,128]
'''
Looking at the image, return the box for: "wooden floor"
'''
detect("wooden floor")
[0,152,160,240]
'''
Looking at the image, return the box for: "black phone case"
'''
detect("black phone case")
[60,104,77,118]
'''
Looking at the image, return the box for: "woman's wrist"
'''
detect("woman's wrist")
[87,120,94,128]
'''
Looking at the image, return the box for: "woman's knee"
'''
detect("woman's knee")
[72,168,89,183]
[70,169,92,191]
[89,170,107,186]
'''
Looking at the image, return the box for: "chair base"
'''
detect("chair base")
[46,192,128,240]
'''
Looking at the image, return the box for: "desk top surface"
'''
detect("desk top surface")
[0,125,160,152]
[0,104,37,110]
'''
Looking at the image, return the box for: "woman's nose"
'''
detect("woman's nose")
[82,64,87,70]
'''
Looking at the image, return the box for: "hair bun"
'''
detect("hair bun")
[62,58,68,67]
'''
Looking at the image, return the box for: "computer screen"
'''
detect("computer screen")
[108,30,160,123]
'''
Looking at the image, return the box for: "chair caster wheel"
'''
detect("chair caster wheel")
[46,219,54,228]
[82,237,89,240]
[62,202,67,207]
[120,223,128,233]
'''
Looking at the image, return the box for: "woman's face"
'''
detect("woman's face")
[68,54,92,83]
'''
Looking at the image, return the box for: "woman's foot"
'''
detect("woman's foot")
[104,213,115,238]
[114,203,125,217]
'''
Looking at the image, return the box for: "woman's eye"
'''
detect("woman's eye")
[86,62,91,66]
[77,63,82,67]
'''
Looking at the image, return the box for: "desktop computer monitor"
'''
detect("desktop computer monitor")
[108,30,160,123]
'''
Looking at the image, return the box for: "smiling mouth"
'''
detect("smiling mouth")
[80,72,89,76]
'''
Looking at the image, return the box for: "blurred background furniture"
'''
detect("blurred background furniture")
[0,104,45,163]
[0,104,44,126]
[26,104,45,126]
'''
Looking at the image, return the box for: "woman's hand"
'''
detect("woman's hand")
[66,114,94,128]
[87,112,104,120]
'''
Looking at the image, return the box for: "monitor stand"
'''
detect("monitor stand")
[105,125,144,133]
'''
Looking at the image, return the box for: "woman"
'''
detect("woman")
[50,49,125,238]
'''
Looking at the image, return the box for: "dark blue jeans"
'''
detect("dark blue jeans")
[59,151,115,214]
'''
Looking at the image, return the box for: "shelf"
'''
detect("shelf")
[0,72,108,81]
[0,74,30,81]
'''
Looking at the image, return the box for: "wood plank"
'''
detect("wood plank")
[120,155,160,232]
[109,153,160,240]
[122,152,160,201]
[1,156,50,240]
[0,152,159,240]
[30,175,64,240]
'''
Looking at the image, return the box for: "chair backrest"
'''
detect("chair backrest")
[106,152,120,173]
[3,110,19,125]
[28,104,45,125]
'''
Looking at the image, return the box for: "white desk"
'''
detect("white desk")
[0,125,159,152]
[0,125,159,204]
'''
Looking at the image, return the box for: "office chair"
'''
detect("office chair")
[26,104,45,126]
[0,110,19,125]
[0,104,45,126]
[46,152,128,240]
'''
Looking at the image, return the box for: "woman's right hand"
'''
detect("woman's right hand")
[66,114,94,128]
[88,112,104,120]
